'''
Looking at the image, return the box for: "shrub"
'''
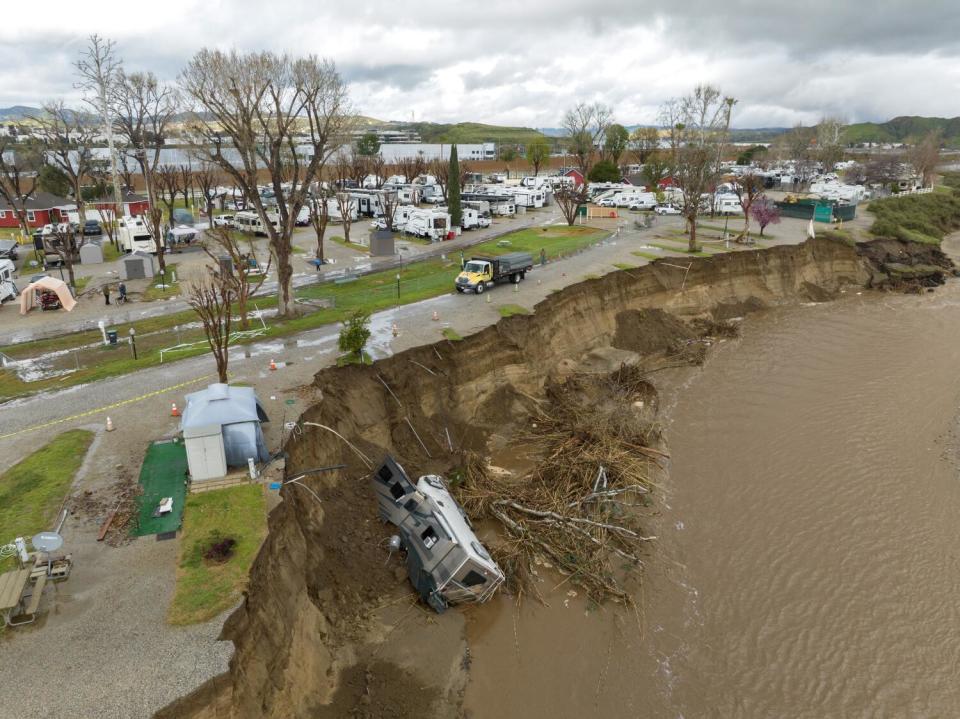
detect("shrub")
[868,190,960,245]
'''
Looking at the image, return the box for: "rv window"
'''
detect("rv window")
[389,481,406,500]
[378,464,394,482]
[421,526,438,549]
[461,570,487,587]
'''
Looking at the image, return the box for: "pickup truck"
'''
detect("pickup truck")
[455,252,533,294]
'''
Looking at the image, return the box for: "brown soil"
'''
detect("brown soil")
[157,237,953,719]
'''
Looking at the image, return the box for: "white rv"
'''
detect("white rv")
[234,211,281,235]
[714,196,744,215]
[403,208,451,241]
[118,216,156,253]
[0,258,18,303]
[326,196,359,222]
[513,188,545,209]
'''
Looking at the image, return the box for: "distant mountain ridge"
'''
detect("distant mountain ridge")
[843,116,960,146]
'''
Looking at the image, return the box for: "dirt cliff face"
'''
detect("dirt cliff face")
[157,238,952,719]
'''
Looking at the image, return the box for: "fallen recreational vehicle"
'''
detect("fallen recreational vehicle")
[372,456,504,612]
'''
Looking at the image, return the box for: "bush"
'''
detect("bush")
[587,160,621,183]
[868,190,960,245]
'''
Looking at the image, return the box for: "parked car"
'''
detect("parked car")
[654,204,682,215]
[213,214,235,228]
[83,219,103,236]
[0,239,18,260]
[596,198,617,207]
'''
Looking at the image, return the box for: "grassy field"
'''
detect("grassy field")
[141,265,181,301]
[0,226,607,401]
[0,430,94,571]
[441,327,463,341]
[168,484,267,625]
[329,235,370,254]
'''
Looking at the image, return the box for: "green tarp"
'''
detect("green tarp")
[133,440,188,537]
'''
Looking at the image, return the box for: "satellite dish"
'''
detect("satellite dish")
[31,532,63,553]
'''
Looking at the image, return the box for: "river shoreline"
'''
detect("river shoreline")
[157,236,955,719]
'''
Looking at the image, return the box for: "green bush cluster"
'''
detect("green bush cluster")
[869,190,960,244]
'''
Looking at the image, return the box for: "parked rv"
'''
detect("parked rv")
[0,259,18,303]
[117,216,155,253]
[372,457,504,612]
[234,211,281,235]
[212,214,235,228]
[404,208,451,241]
[455,252,533,294]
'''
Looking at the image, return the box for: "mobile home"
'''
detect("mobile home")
[234,211,281,235]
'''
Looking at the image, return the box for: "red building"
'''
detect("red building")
[90,190,151,219]
[0,192,73,230]
[562,168,586,188]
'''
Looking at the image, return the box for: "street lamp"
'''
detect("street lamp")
[129,327,137,360]
[395,273,400,306]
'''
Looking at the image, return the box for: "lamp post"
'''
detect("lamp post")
[129,327,137,360]
[395,273,400,307]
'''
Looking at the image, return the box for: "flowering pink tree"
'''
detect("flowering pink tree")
[751,197,781,237]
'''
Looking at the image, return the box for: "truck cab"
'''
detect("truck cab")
[456,259,494,293]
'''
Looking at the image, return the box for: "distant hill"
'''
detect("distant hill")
[844,116,960,147]
[398,122,546,145]
[0,105,40,122]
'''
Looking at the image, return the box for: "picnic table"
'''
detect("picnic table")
[0,568,32,626]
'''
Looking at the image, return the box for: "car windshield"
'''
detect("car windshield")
[464,262,487,273]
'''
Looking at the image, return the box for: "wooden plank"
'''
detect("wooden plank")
[97,502,121,541]
[23,574,46,615]
[0,569,31,612]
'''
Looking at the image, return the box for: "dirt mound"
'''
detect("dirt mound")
[612,308,696,355]
[158,237,954,719]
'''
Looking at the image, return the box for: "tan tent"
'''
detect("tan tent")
[19,276,77,314]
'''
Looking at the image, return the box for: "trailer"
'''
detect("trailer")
[403,208,451,241]
[455,251,533,294]
[0,259,18,303]
[234,211,281,235]
[372,456,504,613]
[117,216,155,253]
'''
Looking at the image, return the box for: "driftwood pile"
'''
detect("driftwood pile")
[70,474,142,546]
[455,364,665,604]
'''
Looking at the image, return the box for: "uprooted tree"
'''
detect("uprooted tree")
[180,49,353,318]
[338,310,371,364]
[186,269,235,383]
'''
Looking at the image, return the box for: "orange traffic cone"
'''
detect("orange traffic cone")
[432,311,439,321]
[170,403,180,417]
[269,359,277,371]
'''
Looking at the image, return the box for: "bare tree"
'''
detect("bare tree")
[369,152,386,189]
[350,147,370,187]
[203,226,271,330]
[430,158,450,203]
[186,270,235,383]
[179,164,195,209]
[335,192,354,243]
[32,101,97,225]
[48,224,88,290]
[379,189,400,232]
[629,127,660,165]
[309,189,331,261]
[816,117,845,173]
[396,155,426,184]
[194,164,220,228]
[0,141,42,238]
[562,102,613,176]
[732,173,766,241]
[155,164,182,229]
[180,50,353,317]
[864,153,905,191]
[75,35,125,229]
[669,85,733,252]
[909,130,942,187]
[554,185,589,226]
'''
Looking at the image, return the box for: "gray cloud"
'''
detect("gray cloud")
[0,1,958,127]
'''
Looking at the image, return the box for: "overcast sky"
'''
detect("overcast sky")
[2,1,959,129]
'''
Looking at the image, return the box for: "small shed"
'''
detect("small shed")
[180,383,269,483]
[120,252,155,280]
[79,243,103,265]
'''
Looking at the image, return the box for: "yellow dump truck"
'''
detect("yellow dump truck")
[454,252,533,294]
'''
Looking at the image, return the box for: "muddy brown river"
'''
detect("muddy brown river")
[464,256,960,717]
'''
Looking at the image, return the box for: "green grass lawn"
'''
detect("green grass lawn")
[441,327,463,341]
[613,262,638,270]
[73,276,90,293]
[329,235,370,254]
[168,484,267,625]
[141,265,180,301]
[632,251,662,261]
[0,430,94,572]
[498,304,531,318]
[0,226,606,401]
[646,241,711,257]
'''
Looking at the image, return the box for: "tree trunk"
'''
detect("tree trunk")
[688,218,698,253]
[207,201,214,229]
[274,244,294,317]
[216,354,228,383]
